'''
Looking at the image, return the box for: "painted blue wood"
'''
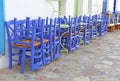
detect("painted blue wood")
[113,0,116,13]
[0,0,5,54]
[102,0,108,13]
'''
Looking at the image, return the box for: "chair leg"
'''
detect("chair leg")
[50,47,53,62]
[9,55,12,69]
[18,56,21,66]
[18,50,22,66]
[31,58,34,72]
[9,48,12,69]
[53,43,56,60]
[21,49,26,74]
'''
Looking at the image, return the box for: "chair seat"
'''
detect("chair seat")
[60,24,69,28]
[62,31,79,36]
[90,26,96,28]
[80,29,89,32]
[63,33,74,36]
[12,39,49,48]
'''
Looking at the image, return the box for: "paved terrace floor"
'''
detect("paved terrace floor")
[0,31,120,81]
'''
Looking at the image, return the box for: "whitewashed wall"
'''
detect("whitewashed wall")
[66,0,74,16]
[0,0,58,69]
[78,0,89,15]
[5,0,58,20]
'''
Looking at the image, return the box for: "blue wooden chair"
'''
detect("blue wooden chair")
[43,17,52,65]
[5,17,46,73]
[17,18,45,72]
[15,17,44,71]
[52,18,61,60]
[61,16,76,51]
[80,15,90,44]
[74,17,80,48]
[89,15,98,39]
[5,19,27,74]
[97,14,108,36]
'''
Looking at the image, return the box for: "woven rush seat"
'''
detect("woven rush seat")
[90,26,96,28]
[80,29,89,32]
[63,33,74,36]
[108,23,115,32]
[62,31,79,36]
[12,39,49,48]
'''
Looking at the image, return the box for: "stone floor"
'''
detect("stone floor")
[0,31,120,81]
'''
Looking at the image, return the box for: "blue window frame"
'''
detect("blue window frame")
[0,0,5,54]
[113,0,116,13]
[102,0,108,13]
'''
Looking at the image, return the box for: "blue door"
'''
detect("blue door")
[0,0,5,54]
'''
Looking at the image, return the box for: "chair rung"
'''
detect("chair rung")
[54,41,59,44]
[12,59,20,63]
[34,66,43,70]
[44,46,49,49]
[34,54,42,58]
[25,55,30,60]
[44,50,50,54]
[35,50,42,53]
[36,32,42,35]
[16,29,32,32]
[12,53,21,56]
[34,62,43,69]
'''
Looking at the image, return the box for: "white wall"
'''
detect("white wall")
[78,0,88,15]
[66,0,74,16]
[107,0,114,12]
[83,0,88,15]
[0,44,9,69]
[117,0,120,11]
[5,0,58,20]
[0,0,58,69]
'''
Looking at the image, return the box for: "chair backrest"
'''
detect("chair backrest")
[76,16,82,31]
[72,17,77,35]
[101,14,107,24]
[36,17,44,46]
[14,18,26,44]
[44,17,52,40]
[14,18,37,47]
[77,16,82,23]
[53,17,61,40]
[5,19,15,47]
[91,15,97,26]
[67,16,72,36]
[56,17,61,38]
[52,18,57,39]
[61,16,67,24]
[82,15,87,23]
